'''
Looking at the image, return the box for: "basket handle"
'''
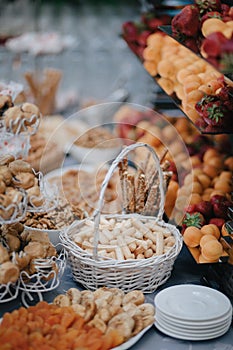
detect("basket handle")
[92,142,165,259]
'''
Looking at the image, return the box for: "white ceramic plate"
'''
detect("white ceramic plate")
[155,320,231,341]
[70,143,122,165]
[155,308,232,328]
[44,164,95,181]
[154,284,232,321]
[155,315,231,335]
[112,324,152,350]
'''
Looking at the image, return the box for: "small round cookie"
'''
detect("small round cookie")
[12,172,35,189]
[0,154,15,166]
[9,160,32,175]
[0,261,20,284]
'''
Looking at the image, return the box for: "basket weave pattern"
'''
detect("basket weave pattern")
[60,143,183,293]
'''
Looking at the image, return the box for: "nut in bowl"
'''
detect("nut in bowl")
[22,199,86,250]
[70,126,122,165]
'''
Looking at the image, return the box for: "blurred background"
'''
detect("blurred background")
[0,0,163,114]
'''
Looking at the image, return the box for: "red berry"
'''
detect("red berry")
[172,5,200,38]
[138,30,152,46]
[201,32,228,58]
[209,218,225,229]
[200,11,222,26]
[122,21,138,42]
[147,18,163,30]
[195,200,213,219]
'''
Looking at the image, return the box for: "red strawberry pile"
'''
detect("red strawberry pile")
[182,194,233,233]
[201,32,233,72]
[195,81,233,132]
[122,12,171,59]
[171,0,233,70]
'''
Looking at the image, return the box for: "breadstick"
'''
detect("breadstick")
[118,158,128,212]
[144,248,153,258]
[115,246,124,260]
[126,174,135,213]
[135,171,146,213]
[131,218,150,236]
[143,184,159,216]
[155,231,164,255]
[122,227,136,237]
[117,237,133,259]
[135,245,146,256]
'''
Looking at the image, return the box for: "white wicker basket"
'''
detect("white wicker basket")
[60,143,183,293]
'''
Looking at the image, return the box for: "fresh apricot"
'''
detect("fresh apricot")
[224,156,233,171]
[197,173,211,189]
[214,179,232,193]
[189,193,202,205]
[201,240,223,261]
[199,234,217,249]
[200,224,220,239]
[183,226,203,247]
[219,171,232,181]
[206,157,224,169]
[192,181,203,194]
[203,164,220,178]
[190,155,201,167]
[203,148,219,163]
[192,168,203,176]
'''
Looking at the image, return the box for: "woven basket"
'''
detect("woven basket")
[60,143,183,293]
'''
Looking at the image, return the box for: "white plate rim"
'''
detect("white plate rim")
[154,284,232,321]
[112,324,152,350]
[155,307,233,328]
[155,316,231,335]
[154,320,231,341]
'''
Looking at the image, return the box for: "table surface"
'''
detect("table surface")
[1,243,233,350]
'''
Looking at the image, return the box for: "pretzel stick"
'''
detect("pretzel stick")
[126,174,135,213]
[135,171,146,213]
[143,184,159,216]
[118,158,128,212]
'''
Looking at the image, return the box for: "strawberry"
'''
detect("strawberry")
[201,32,228,57]
[137,30,152,46]
[183,37,199,53]
[200,11,222,25]
[195,200,213,219]
[221,4,230,16]
[185,204,197,214]
[182,212,205,229]
[209,217,225,229]
[210,194,226,205]
[171,5,200,38]
[195,95,226,127]
[213,200,232,220]
[147,18,164,30]
[122,21,139,42]
[195,0,221,14]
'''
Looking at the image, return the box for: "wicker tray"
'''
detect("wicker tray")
[60,143,183,293]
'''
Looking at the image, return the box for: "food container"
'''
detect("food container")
[61,143,183,293]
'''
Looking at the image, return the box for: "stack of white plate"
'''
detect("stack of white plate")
[154,284,232,341]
